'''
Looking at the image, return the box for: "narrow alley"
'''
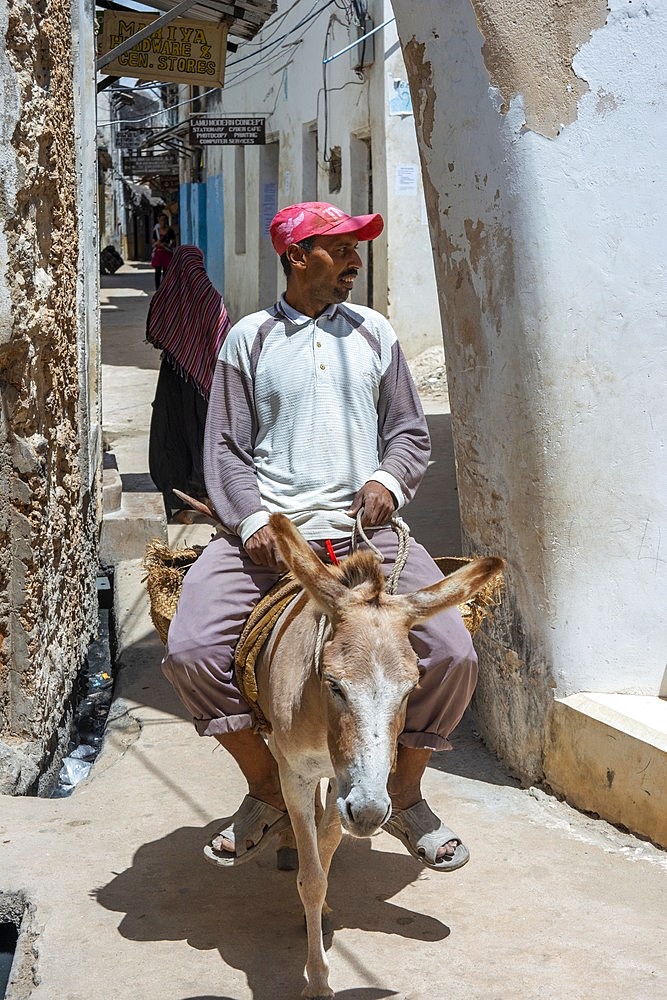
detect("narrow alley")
[2,262,664,1000]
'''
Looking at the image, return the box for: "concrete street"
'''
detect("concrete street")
[2,263,665,1000]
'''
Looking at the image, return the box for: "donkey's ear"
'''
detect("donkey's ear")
[269,514,347,612]
[399,556,504,628]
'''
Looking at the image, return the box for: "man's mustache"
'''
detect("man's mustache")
[340,268,359,278]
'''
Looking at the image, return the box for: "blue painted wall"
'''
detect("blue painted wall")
[179,181,193,245]
[178,178,224,295]
[205,172,225,295]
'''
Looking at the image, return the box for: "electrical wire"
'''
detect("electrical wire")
[198,0,339,99]
[225,0,337,67]
[237,0,310,47]
[321,13,357,162]
[316,75,364,168]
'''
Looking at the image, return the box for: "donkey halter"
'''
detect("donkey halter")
[314,511,412,675]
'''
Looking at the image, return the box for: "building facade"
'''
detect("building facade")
[179,1,443,358]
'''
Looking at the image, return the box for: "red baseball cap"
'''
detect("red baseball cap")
[269,201,384,256]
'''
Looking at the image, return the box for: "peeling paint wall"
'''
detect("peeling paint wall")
[394,0,667,781]
[469,0,609,138]
[0,0,100,793]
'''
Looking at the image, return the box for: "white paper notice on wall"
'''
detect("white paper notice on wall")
[396,164,418,196]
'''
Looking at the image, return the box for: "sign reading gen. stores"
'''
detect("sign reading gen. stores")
[190,117,266,146]
[98,13,228,87]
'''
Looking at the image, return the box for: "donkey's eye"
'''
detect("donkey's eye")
[326,679,346,700]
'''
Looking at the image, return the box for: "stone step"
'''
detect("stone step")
[100,490,167,565]
[544,692,667,849]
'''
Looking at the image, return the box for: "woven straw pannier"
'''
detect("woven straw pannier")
[143,540,503,646]
[142,540,205,645]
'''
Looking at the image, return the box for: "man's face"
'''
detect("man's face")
[303,234,363,305]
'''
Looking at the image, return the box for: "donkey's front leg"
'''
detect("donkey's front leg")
[318,782,343,883]
[279,766,333,999]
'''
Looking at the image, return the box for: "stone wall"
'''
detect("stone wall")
[0,0,100,794]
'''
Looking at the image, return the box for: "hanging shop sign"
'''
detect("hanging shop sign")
[123,155,178,176]
[116,127,154,150]
[190,116,266,146]
[98,13,229,87]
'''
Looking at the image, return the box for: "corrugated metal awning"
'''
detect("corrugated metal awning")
[148,0,277,40]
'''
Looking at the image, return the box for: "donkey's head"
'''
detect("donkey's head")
[269,514,503,838]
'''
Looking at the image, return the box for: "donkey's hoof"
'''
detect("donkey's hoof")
[276,846,298,870]
[302,989,333,999]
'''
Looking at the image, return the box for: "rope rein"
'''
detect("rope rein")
[315,510,412,675]
[351,510,411,596]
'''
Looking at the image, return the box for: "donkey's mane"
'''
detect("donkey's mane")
[332,551,386,598]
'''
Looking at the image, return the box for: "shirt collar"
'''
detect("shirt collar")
[277,294,338,325]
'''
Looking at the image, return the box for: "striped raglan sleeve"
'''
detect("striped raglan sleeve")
[203,320,270,541]
[374,325,431,507]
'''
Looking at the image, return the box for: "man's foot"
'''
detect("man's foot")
[389,793,459,861]
[204,794,291,867]
[384,799,469,871]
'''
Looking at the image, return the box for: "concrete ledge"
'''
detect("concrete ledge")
[544,693,667,849]
[100,491,167,565]
[102,466,122,513]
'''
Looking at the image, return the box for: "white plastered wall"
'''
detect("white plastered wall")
[392,0,666,775]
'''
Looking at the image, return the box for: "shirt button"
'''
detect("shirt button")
[316,341,322,347]
[320,364,326,370]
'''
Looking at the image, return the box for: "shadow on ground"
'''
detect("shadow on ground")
[429,711,521,788]
[179,994,395,1000]
[94,827,448,1000]
[121,471,159,493]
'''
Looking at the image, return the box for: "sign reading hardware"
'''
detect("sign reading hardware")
[98,13,228,87]
[123,155,178,176]
[190,117,266,145]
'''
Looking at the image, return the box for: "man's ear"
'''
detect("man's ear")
[286,243,310,271]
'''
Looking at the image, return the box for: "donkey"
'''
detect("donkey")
[251,512,503,999]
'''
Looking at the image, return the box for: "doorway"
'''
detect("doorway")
[349,134,373,308]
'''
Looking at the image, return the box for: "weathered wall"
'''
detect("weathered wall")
[393,0,667,780]
[0,0,100,793]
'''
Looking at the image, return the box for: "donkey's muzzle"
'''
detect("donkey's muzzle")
[339,787,392,838]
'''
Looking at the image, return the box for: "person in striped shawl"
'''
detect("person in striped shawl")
[146,245,232,521]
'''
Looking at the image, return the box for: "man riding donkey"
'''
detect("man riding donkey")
[162,202,477,872]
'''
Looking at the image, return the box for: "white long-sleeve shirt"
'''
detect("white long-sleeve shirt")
[203,295,431,542]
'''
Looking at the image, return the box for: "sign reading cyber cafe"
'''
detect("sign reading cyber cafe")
[190,117,266,146]
[98,13,228,87]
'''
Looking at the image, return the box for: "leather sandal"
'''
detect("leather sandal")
[383,799,470,872]
[204,794,291,868]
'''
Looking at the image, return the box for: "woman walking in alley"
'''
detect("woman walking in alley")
[151,212,177,289]
[146,245,232,522]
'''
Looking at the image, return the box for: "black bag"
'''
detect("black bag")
[100,245,124,274]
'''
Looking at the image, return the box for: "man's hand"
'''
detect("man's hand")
[346,482,396,528]
[244,524,284,567]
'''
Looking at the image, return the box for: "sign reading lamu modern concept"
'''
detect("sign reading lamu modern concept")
[98,13,229,87]
[190,117,266,145]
